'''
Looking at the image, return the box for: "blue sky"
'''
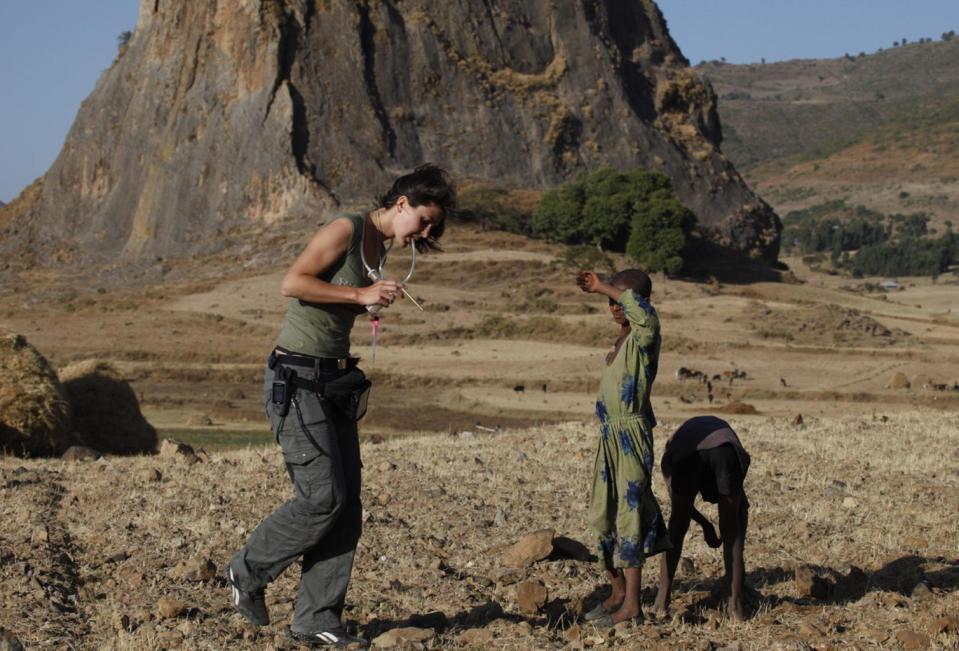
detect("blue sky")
[1,1,957,203]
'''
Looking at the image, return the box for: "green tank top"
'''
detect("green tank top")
[275,213,374,358]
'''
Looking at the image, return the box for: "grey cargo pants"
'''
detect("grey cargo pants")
[229,364,364,632]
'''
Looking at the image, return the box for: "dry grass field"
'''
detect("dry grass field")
[1,225,958,648]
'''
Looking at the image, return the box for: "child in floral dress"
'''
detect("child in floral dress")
[577,269,672,627]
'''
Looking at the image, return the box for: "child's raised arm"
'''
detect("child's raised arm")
[576,270,619,299]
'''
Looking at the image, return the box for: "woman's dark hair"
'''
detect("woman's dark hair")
[611,268,652,299]
[378,163,457,252]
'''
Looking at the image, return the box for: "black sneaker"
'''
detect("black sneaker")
[227,565,269,626]
[289,627,369,648]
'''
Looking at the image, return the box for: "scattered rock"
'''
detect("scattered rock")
[493,568,527,586]
[564,624,582,644]
[158,439,199,463]
[680,557,696,576]
[157,595,185,619]
[30,525,49,545]
[501,529,554,567]
[791,413,803,426]
[493,508,507,526]
[140,467,162,482]
[928,615,959,635]
[910,581,932,600]
[61,445,100,461]
[377,461,396,472]
[371,626,434,647]
[516,579,547,614]
[895,629,930,650]
[186,413,213,426]
[841,496,858,509]
[171,557,216,582]
[794,565,829,600]
[457,628,494,646]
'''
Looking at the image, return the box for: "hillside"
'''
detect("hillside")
[700,38,959,232]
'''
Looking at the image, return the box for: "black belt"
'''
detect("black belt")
[269,348,358,374]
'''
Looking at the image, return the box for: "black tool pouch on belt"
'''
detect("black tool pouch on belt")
[323,372,372,421]
[271,366,297,417]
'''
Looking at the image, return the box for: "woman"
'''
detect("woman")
[227,164,457,647]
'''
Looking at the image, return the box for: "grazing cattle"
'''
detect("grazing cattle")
[513,384,525,393]
[677,367,707,383]
[780,378,788,387]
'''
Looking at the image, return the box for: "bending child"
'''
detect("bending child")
[577,269,672,627]
[653,415,751,621]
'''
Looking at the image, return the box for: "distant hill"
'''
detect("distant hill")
[700,37,959,232]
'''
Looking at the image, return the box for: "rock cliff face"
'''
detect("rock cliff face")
[1,0,780,266]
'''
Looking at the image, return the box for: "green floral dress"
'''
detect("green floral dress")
[588,289,672,569]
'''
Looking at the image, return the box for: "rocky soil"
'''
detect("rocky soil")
[1,410,957,649]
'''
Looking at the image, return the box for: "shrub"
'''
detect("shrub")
[533,166,696,272]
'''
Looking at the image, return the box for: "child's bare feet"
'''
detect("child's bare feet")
[650,593,668,617]
[610,604,643,625]
[601,594,623,612]
[727,598,744,622]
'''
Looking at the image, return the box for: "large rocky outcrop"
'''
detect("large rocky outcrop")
[1,0,779,266]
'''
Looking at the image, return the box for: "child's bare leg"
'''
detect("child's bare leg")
[653,490,695,614]
[610,567,642,623]
[718,494,747,621]
[603,569,625,610]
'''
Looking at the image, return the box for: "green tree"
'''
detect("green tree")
[532,174,587,242]
[532,166,697,272]
[625,189,696,273]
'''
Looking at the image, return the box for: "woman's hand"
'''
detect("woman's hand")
[357,279,405,308]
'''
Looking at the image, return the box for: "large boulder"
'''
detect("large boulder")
[58,360,157,455]
[1,0,779,270]
[0,333,72,457]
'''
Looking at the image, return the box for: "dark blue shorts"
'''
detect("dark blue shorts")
[671,444,744,503]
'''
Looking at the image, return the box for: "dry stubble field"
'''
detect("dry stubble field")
[1,226,958,648]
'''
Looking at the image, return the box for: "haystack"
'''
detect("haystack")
[0,332,72,456]
[888,372,910,389]
[58,360,157,455]
[716,401,759,415]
